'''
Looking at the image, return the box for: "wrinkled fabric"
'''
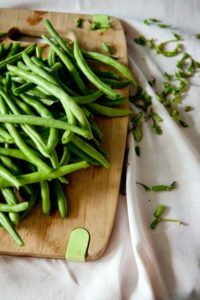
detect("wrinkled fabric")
[0,1,200,299]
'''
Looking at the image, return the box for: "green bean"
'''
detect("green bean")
[0,126,14,143]
[48,48,56,67]
[40,180,50,214]
[44,19,73,59]
[0,44,4,57]
[49,149,68,184]
[20,94,59,152]
[54,72,79,96]
[71,136,109,168]
[99,97,127,107]
[54,180,67,218]
[0,155,20,174]
[73,39,122,100]
[0,43,36,73]
[73,90,103,104]
[50,62,63,73]
[1,188,19,224]
[0,114,91,138]
[60,146,71,165]
[0,148,29,161]
[99,77,131,88]
[0,202,28,212]
[36,46,42,60]
[13,82,35,96]
[86,103,132,117]
[23,53,59,86]
[32,57,62,75]
[10,75,25,84]
[0,136,14,144]
[5,72,11,93]
[0,163,21,189]
[42,34,87,95]
[68,142,100,166]
[13,97,35,115]
[0,96,51,173]
[38,98,55,106]
[7,65,92,136]
[83,50,136,84]
[0,161,89,188]
[0,212,24,246]
[7,43,21,58]
[89,119,103,140]
[2,43,12,56]
[20,191,37,220]
[90,68,120,80]
[0,89,50,158]
[17,61,29,71]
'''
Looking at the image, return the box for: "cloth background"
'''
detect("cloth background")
[0,1,200,299]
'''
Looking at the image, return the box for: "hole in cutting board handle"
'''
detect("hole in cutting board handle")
[7,27,45,43]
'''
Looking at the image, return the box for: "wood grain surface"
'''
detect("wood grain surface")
[0,8,128,260]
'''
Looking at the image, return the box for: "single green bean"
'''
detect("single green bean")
[73,90,103,104]
[48,48,56,67]
[0,136,14,144]
[83,50,136,84]
[0,202,28,212]
[0,126,14,143]
[54,180,67,218]
[17,61,30,71]
[0,148,30,161]
[60,146,71,165]
[0,43,36,73]
[13,82,35,96]
[89,119,103,140]
[40,180,50,214]
[73,39,122,100]
[0,114,91,138]
[1,188,19,224]
[0,163,21,189]
[71,136,109,168]
[44,19,73,59]
[0,161,89,188]
[36,46,42,60]
[20,191,37,220]
[99,97,127,107]
[68,142,100,166]
[0,155,20,174]
[13,97,35,115]
[86,103,132,117]
[42,34,87,95]
[5,72,12,93]
[0,212,24,246]
[99,77,131,88]
[90,68,120,80]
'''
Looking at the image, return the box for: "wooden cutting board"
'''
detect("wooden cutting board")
[0,8,128,260]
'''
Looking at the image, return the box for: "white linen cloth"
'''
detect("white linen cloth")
[0,1,200,299]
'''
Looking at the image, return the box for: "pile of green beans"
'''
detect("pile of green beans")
[0,19,134,246]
